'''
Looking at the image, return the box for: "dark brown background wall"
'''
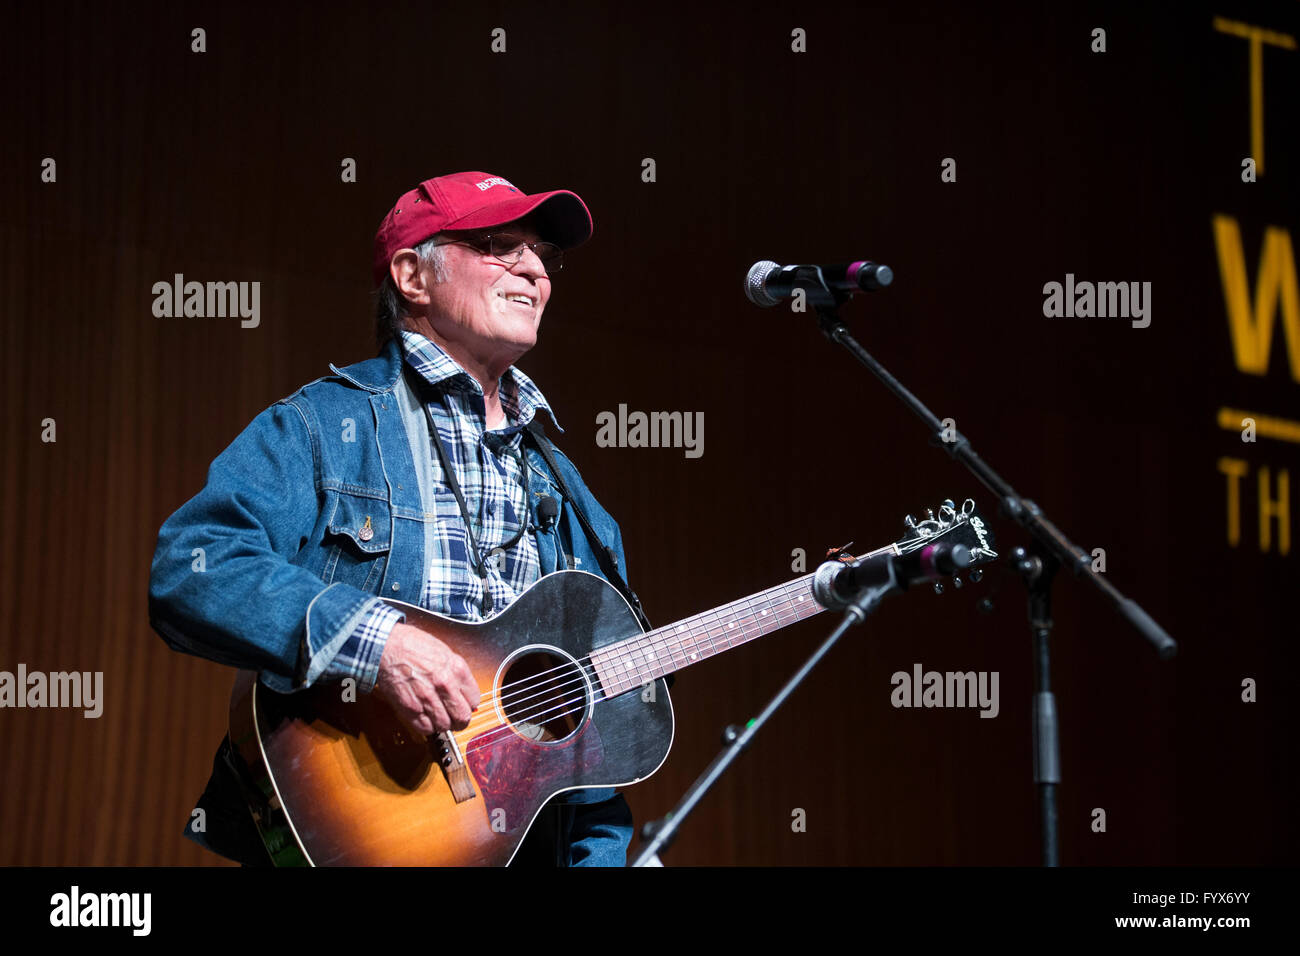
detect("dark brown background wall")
[1,0,1296,865]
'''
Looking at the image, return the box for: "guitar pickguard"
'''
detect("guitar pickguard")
[465,718,606,832]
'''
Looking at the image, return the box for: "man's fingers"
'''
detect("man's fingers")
[457,667,480,711]
[442,695,470,726]
[421,692,452,735]
[410,712,434,735]
[375,631,481,734]
[460,687,480,718]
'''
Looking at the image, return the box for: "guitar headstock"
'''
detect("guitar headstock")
[895,498,999,572]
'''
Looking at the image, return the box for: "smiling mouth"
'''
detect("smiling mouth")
[498,291,537,309]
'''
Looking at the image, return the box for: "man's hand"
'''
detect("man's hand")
[374,623,480,735]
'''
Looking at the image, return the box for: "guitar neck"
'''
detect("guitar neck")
[589,544,898,699]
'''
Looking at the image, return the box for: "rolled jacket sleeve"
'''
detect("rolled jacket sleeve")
[148,400,375,691]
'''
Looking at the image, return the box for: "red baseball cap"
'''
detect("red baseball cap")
[372,171,593,287]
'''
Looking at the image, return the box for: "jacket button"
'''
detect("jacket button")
[391,583,400,592]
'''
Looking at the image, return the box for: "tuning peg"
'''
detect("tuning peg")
[904,514,919,531]
[942,498,955,512]
[970,569,983,583]
[933,581,944,594]
[925,508,935,520]
[952,576,963,588]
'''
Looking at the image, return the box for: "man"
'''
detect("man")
[149,171,641,866]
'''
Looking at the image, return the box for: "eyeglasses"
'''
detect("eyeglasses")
[435,233,564,273]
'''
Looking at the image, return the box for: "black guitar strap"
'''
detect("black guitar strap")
[523,417,652,633]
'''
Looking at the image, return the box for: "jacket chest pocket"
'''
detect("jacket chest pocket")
[322,493,392,592]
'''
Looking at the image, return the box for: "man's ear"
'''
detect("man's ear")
[390,249,429,309]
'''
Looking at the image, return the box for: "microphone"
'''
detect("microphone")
[536,495,560,532]
[746,259,894,307]
[813,543,971,609]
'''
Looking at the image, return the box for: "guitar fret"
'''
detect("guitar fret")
[790,586,807,620]
[749,593,767,640]
[643,623,680,684]
[674,620,696,667]
[718,606,735,648]
[635,633,659,689]
[595,568,850,697]
[679,615,704,664]
[773,582,800,628]
[695,608,720,660]
[690,611,715,662]
[665,622,690,672]
[715,607,732,650]
[738,598,759,642]
[742,592,767,643]
[663,622,689,674]
[639,635,657,689]
[714,607,736,651]
[722,606,743,642]
[759,588,779,635]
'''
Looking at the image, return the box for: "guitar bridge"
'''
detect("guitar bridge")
[436,731,477,804]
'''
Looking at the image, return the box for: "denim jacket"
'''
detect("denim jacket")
[149,337,634,862]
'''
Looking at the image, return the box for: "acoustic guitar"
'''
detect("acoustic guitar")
[227,498,996,865]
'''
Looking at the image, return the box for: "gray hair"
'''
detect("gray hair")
[374,236,449,348]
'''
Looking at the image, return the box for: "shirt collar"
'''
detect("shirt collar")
[398,329,563,434]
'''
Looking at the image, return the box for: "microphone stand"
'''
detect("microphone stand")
[631,579,895,867]
[797,276,1176,866]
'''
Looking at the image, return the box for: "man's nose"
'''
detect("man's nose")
[511,245,549,280]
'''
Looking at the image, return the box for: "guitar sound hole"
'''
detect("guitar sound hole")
[499,649,589,743]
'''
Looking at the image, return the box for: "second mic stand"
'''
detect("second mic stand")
[806,287,1176,867]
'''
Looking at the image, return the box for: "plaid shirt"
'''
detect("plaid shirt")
[321,329,558,691]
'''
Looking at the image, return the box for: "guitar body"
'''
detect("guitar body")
[228,570,674,866]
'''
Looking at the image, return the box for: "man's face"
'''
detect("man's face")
[422,222,553,368]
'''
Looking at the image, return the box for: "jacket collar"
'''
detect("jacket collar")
[327,335,563,433]
[328,337,405,392]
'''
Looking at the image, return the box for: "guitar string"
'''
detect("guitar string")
[442,533,952,748]
[448,537,923,743]
[452,575,815,733]
[453,595,815,754]
[448,544,906,745]
[452,536,981,755]
[468,558,848,713]
[538,535,906,702]
[453,597,812,753]
[455,536,903,715]
[458,596,811,749]
[454,596,814,753]
[470,573,817,713]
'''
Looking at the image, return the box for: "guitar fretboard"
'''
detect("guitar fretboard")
[588,546,895,698]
